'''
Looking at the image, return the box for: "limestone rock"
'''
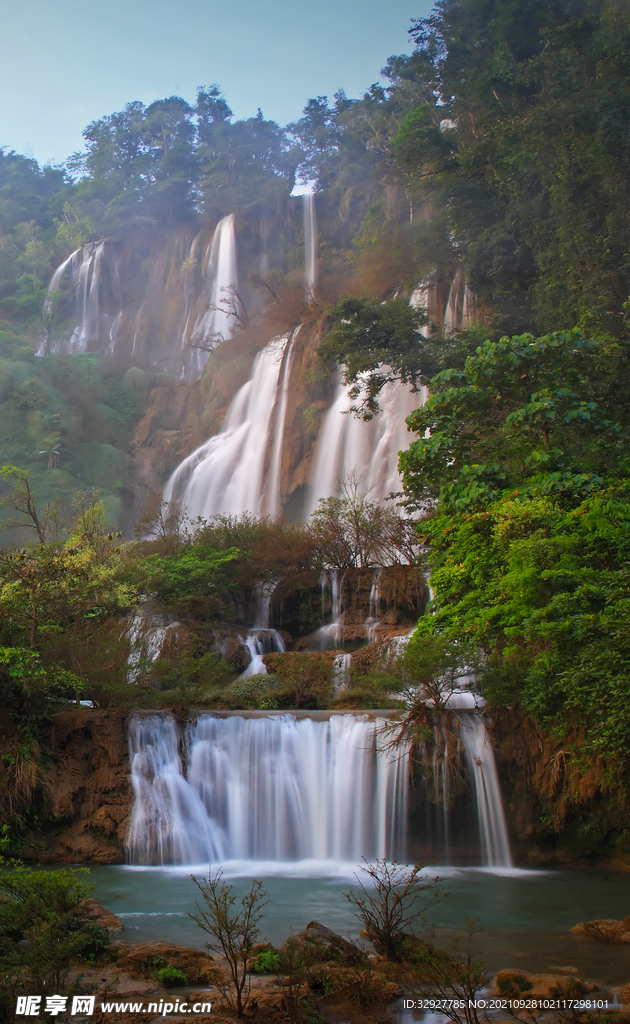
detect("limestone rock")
[493,969,597,998]
[78,898,125,933]
[294,921,363,963]
[571,917,630,943]
[616,983,630,1005]
[114,940,217,985]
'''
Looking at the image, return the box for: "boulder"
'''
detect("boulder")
[293,921,363,963]
[113,940,217,985]
[571,917,630,943]
[616,983,630,1005]
[493,970,597,999]
[77,898,124,933]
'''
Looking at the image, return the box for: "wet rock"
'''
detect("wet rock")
[571,917,630,943]
[493,969,598,998]
[214,634,250,671]
[77,898,125,932]
[294,921,363,963]
[616,983,630,1005]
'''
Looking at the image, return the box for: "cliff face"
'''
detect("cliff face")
[27,709,130,864]
[490,709,630,868]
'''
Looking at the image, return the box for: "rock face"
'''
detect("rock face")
[489,708,630,867]
[571,917,630,943]
[29,709,130,864]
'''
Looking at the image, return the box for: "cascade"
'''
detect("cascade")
[317,569,344,644]
[307,377,424,515]
[188,215,238,375]
[303,194,317,298]
[238,580,286,677]
[163,334,293,518]
[239,629,286,677]
[265,327,300,517]
[332,653,352,693]
[127,712,409,865]
[127,610,181,684]
[443,268,476,333]
[365,568,383,641]
[41,241,110,354]
[456,711,512,867]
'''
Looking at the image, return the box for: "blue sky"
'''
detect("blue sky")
[1,0,432,167]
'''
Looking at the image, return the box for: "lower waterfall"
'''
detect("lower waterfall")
[127,711,512,869]
[127,713,409,866]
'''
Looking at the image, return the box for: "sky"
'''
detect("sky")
[1,0,433,168]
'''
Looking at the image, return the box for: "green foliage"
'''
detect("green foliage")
[0,345,142,541]
[0,862,102,1017]
[143,545,240,619]
[322,297,429,417]
[223,674,285,710]
[400,328,630,775]
[251,948,281,974]
[403,0,630,332]
[155,966,188,986]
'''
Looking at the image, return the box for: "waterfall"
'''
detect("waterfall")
[365,568,383,641]
[127,712,409,865]
[188,214,238,375]
[239,629,286,677]
[307,377,424,515]
[303,194,317,298]
[41,241,108,354]
[317,569,344,644]
[443,268,476,333]
[164,334,292,518]
[456,712,512,867]
[126,610,180,685]
[332,653,352,693]
[266,327,300,517]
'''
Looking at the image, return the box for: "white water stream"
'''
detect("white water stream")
[307,377,425,514]
[126,710,511,869]
[127,712,410,865]
[163,333,293,517]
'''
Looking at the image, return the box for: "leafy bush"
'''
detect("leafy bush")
[73,922,110,963]
[252,948,281,973]
[155,966,188,986]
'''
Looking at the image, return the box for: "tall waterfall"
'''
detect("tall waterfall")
[303,194,317,298]
[307,378,425,514]
[164,333,295,518]
[127,712,409,865]
[187,215,238,375]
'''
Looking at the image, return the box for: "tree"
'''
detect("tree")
[311,475,420,568]
[190,871,267,1019]
[344,859,443,961]
[322,297,430,418]
[0,466,54,544]
[0,863,107,1021]
[399,328,630,774]
[400,0,630,333]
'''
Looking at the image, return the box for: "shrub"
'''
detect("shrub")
[155,966,188,986]
[252,948,281,973]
